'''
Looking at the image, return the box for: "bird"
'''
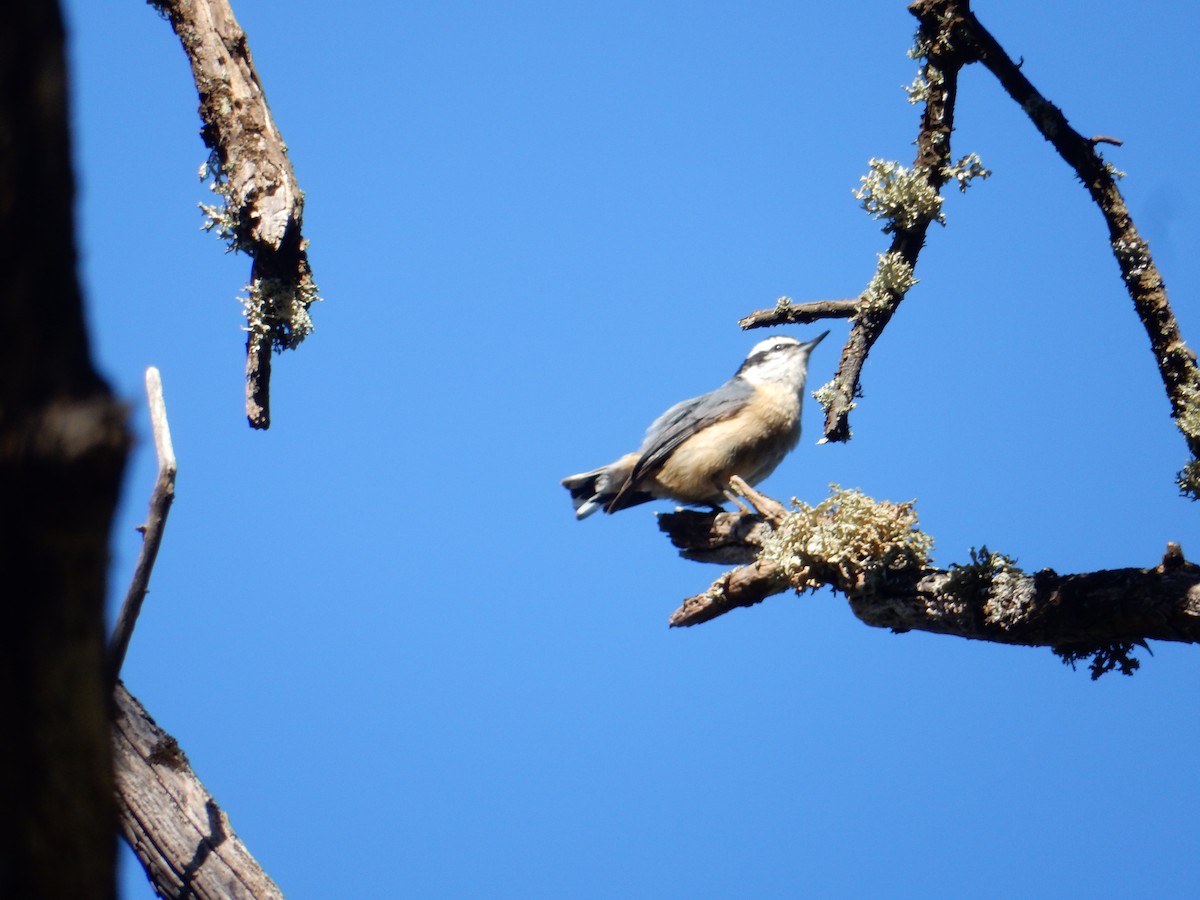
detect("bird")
[562,331,829,519]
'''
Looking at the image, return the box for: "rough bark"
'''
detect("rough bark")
[150,0,317,429]
[741,5,965,443]
[0,1,129,895]
[113,684,285,900]
[661,501,1200,663]
[741,0,1199,462]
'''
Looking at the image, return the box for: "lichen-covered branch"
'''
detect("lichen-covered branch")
[661,486,1200,676]
[743,9,973,443]
[150,0,319,429]
[906,0,1200,495]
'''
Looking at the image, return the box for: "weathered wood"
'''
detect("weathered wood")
[108,368,177,689]
[150,0,317,429]
[113,684,284,900]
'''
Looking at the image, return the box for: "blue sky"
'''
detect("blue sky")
[65,2,1198,897]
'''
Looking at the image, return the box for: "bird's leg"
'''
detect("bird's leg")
[720,483,754,515]
[727,476,788,525]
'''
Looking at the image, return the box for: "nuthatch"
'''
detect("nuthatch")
[563,331,829,518]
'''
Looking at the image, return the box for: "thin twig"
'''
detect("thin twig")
[739,299,860,330]
[108,367,177,689]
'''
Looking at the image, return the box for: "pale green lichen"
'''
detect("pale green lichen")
[854,158,944,232]
[1112,236,1151,280]
[1174,371,1200,499]
[759,485,933,594]
[941,546,1021,604]
[1104,161,1127,180]
[1176,458,1200,500]
[241,276,321,355]
[775,295,794,311]
[1175,371,1200,441]
[811,380,843,418]
[860,251,918,314]
[198,153,242,252]
[907,33,931,61]
[903,64,944,105]
[942,153,991,193]
[907,15,955,59]
[941,546,1034,631]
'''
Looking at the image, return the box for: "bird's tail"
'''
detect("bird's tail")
[561,453,650,519]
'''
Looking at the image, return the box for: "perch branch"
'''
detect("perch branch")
[661,488,1200,661]
[113,683,284,899]
[108,367,177,690]
[150,0,318,429]
[662,478,796,625]
[908,0,1200,466]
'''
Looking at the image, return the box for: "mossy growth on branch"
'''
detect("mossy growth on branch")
[759,485,934,594]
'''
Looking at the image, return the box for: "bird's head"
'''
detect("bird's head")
[735,330,829,387]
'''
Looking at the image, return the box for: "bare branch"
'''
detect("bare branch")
[740,298,860,330]
[669,560,790,628]
[151,0,318,429]
[108,367,177,689]
[113,683,284,899]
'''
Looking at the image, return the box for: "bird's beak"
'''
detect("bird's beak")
[803,330,831,351]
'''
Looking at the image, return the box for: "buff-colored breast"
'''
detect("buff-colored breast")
[650,382,801,505]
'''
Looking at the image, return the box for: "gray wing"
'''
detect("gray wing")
[629,376,755,486]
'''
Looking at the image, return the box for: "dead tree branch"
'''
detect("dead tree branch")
[108,367,177,689]
[150,0,318,429]
[113,683,284,899]
[100,374,279,893]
